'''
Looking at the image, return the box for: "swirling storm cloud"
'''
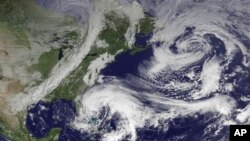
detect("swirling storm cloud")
[27,0,250,141]
[70,0,250,140]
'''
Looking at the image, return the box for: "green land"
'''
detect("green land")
[0,1,155,140]
[45,13,154,102]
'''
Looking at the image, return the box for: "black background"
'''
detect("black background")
[230,125,250,141]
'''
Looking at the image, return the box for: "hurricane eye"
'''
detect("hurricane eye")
[185,41,204,52]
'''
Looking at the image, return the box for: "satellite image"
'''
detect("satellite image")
[0,0,250,141]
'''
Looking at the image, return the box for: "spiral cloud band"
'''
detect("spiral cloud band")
[22,0,250,140]
[64,0,250,140]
